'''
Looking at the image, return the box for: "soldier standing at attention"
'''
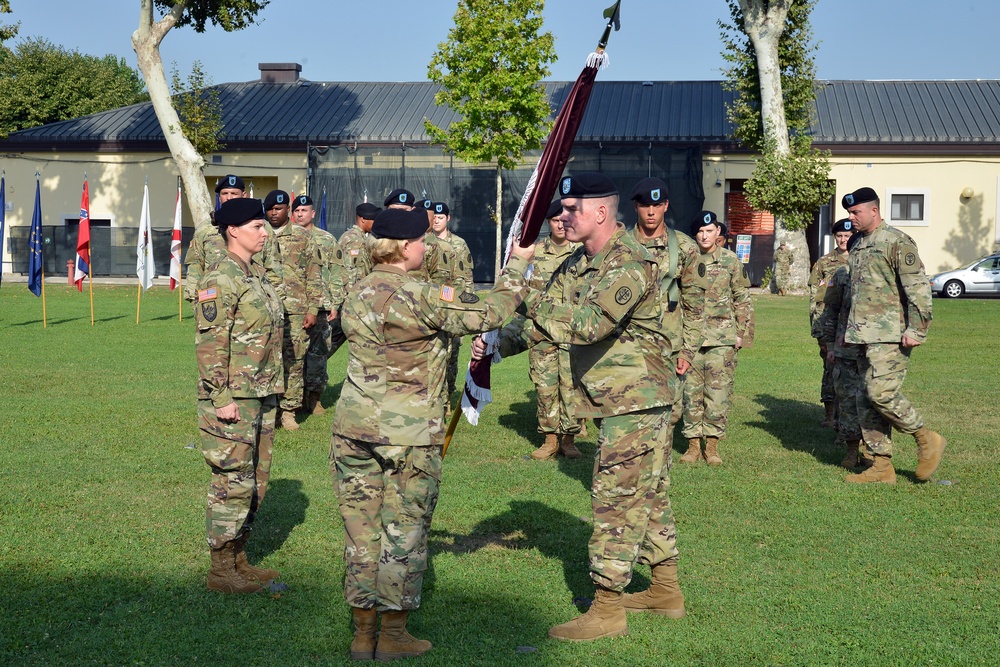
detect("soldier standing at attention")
[196,198,284,594]
[264,190,323,430]
[809,219,854,428]
[331,208,533,661]
[840,187,945,484]
[681,211,754,465]
[477,173,685,642]
[184,175,283,305]
[430,201,475,398]
[293,195,347,418]
[340,202,379,288]
[774,240,794,295]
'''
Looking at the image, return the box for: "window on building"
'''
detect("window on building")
[885,189,929,226]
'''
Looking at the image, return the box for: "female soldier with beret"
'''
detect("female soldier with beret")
[196,198,284,594]
[331,207,533,661]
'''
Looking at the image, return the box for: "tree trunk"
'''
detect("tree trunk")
[494,165,503,282]
[132,0,213,228]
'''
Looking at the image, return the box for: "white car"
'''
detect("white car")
[930,254,1000,297]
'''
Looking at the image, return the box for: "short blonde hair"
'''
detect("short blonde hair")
[369,237,407,265]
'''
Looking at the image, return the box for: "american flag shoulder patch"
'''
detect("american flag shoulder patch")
[350,249,360,256]
[439,285,455,303]
[198,287,217,303]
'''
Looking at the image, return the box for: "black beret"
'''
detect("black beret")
[546,200,563,220]
[291,194,314,211]
[384,188,416,207]
[832,218,854,234]
[690,210,721,235]
[630,177,669,205]
[263,190,289,210]
[371,208,428,240]
[356,203,381,220]
[215,174,245,193]
[718,222,728,237]
[559,172,618,199]
[842,187,878,209]
[413,199,434,211]
[432,202,450,216]
[214,198,264,228]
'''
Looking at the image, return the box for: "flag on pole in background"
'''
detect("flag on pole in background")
[136,180,155,290]
[169,180,183,290]
[73,178,91,291]
[318,188,328,231]
[28,176,43,297]
[0,171,6,288]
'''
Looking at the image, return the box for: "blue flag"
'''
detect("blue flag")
[318,189,328,231]
[28,178,43,297]
[0,173,5,288]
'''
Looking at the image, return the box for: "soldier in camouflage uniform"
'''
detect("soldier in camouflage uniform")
[430,201,475,399]
[809,219,854,427]
[774,240,794,295]
[340,202,378,289]
[481,173,686,642]
[264,190,323,430]
[681,211,754,466]
[839,187,945,484]
[184,175,284,305]
[331,207,534,661]
[195,198,284,594]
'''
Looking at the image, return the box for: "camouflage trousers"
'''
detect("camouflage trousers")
[529,343,582,435]
[681,345,738,439]
[330,435,443,611]
[445,335,462,398]
[833,355,863,443]
[819,341,836,403]
[589,407,677,592]
[857,343,924,456]
[280,313,309,411]
[304,312,346,394]
[199,395,276,549]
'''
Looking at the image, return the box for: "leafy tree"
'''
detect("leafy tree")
[133,0,268,228]
[427,0,556,279]
[720,0,833,290]
[171,60,225,156]
[0,0,17,44]
[0,38,147,138]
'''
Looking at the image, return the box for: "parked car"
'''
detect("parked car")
[930,254,1000,297]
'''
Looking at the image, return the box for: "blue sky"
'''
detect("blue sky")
[6,1,999,84]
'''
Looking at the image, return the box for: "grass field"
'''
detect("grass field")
[1,284,998,666]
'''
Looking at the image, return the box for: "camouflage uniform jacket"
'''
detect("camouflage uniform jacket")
[628,226,708,365]
[440,231,475,293]
[775,247,794,273]
[195,252,285,408]
[339,225,373,288]
[695,246,754,348]
[184,220,284,303]
[819,264,861,360]
[808,249,849,338]
[274,222,322,316]
[332,256,530,446]
[514,225,672,419]
[845,223,932,344]
[408,233,452,284]
[309,226,348,313]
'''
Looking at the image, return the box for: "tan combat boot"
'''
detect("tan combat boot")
[310,390,327,415]
[207,542,265,594]
[622,559,686,618]
[549,587,628,642]
[278,408,300,431]
[560,434,582,459]
[374,610,432,661]
[703,437,723,465]
[914,427,946,481]
[845,455,895,484]
[531,433,560,460]
[233,532,280,583]
[679,437,701,464]
[820,402,836,428]
[839,439,861,469]
[349,607,378,661]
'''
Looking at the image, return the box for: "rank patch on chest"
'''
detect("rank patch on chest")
[198,287,217,303]
[440,285,455,302]
[615,286,633,305]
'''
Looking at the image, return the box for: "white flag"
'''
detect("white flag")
[136,180,155,290]
[169,182,183,290]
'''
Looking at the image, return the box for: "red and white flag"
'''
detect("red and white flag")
[73,179,91,291]
[169,181,183,290]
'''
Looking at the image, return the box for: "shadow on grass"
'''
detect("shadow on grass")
[249,478,308,562]
[747,393,841,465]
[497,396,540,444]
[10,317,84,326]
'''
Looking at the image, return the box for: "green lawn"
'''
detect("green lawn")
[1,285,997,666]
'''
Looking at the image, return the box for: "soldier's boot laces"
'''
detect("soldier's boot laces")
[703,437,723,465]
[374,610,431,661]
[278,409,300,431]
[233,533,280,583]
[549,587,628,642]
[560,434,582,459]
[679,437,702,464]
[349,607,378,661]
[820,402,837,428]
[531,434,560,460]
[622,559,686,618]
[207,541,265,594]
[845,454,896,485]
[914,427,946,481]
[839,440,862,469]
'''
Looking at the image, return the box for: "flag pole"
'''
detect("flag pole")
[88,270,94,326]
[178,272,183,321]
[41,265,47,328]
[136,280,141,324]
